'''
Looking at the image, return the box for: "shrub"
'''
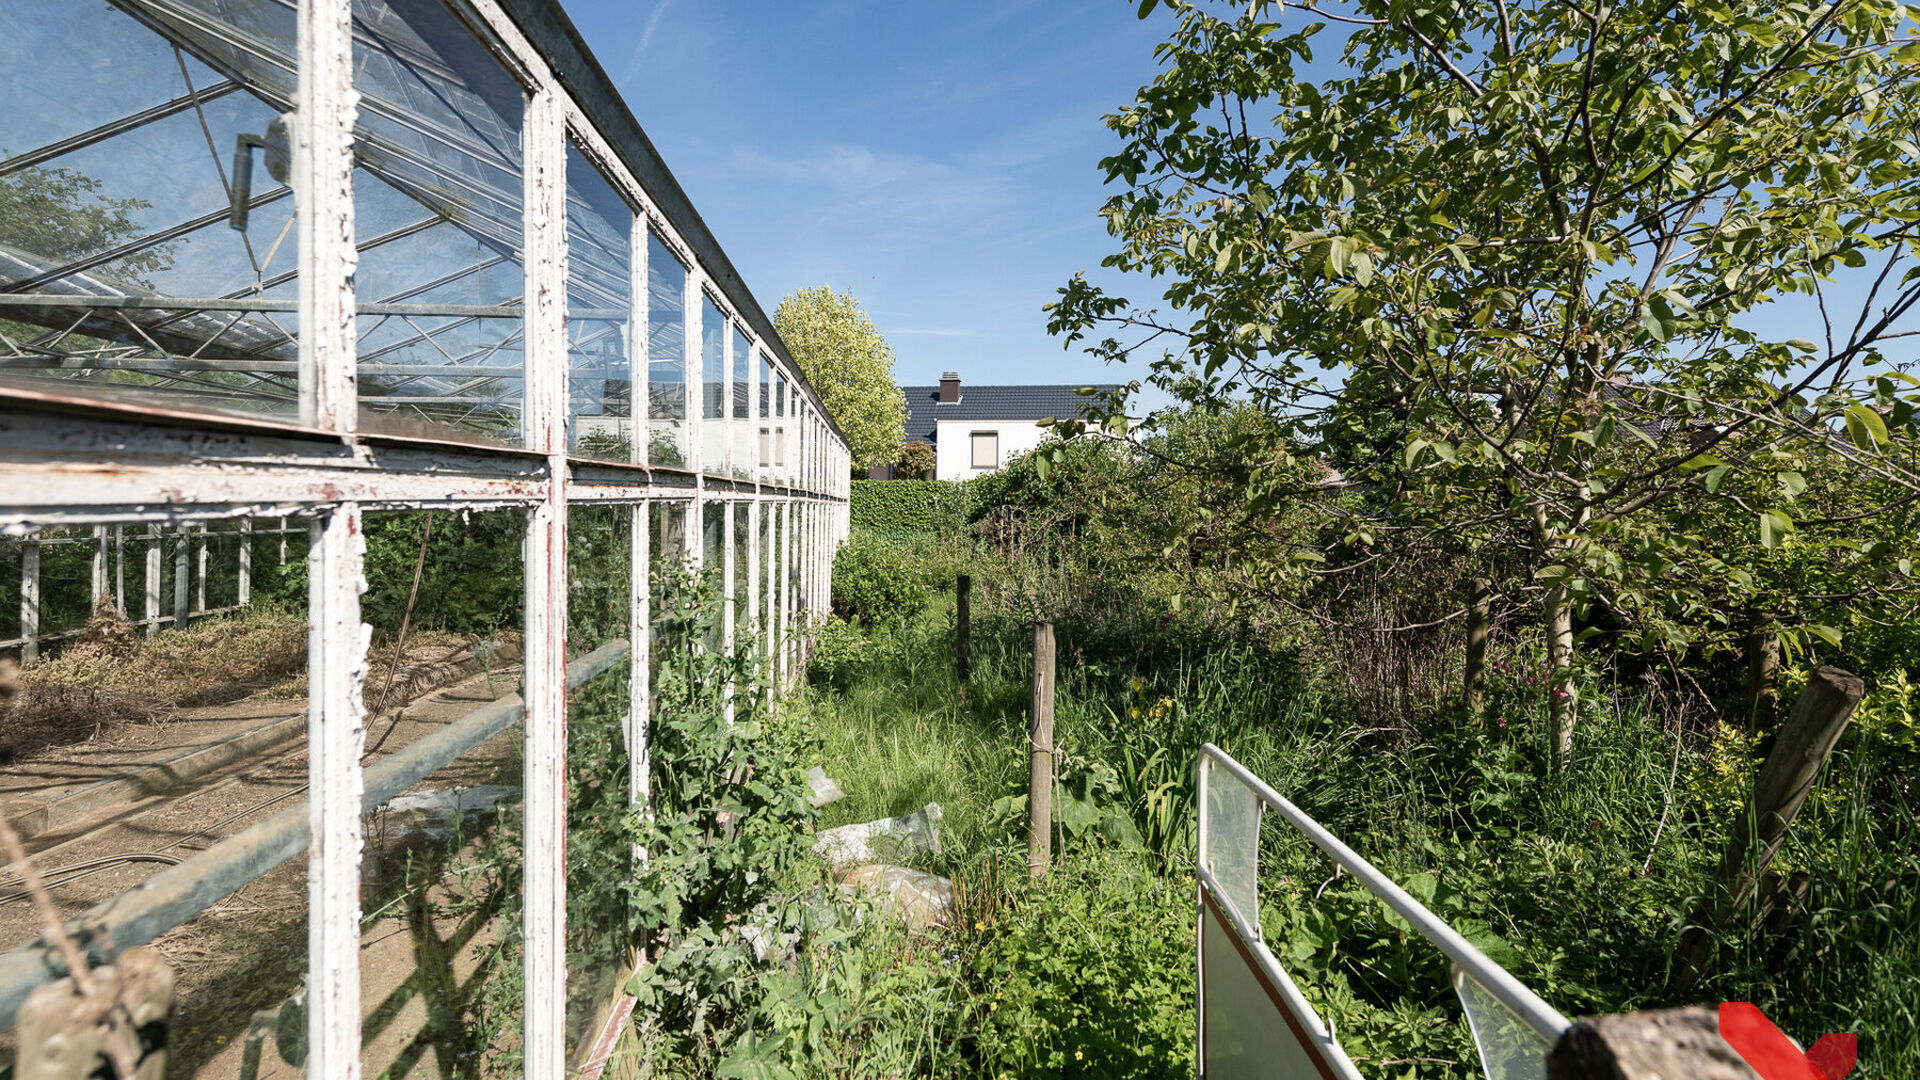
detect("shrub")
[967,852,1194,1079]
[850,479,967,535]
[807,614,872,691]
[831,531,931,628]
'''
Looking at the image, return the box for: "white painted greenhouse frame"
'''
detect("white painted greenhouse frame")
[0,0,851,1075]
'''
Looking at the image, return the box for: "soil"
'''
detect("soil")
[0,658,531,1078]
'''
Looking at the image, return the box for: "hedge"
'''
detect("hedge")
[850,479,968,534]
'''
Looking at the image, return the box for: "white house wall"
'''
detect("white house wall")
[933,418,1049,481]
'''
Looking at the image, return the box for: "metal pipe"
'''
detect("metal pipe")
[1196,743,1573,1043]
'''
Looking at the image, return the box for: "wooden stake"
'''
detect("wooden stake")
[956,574,971,684]
[1674,665,1864,990]
[1027,621,1055,879]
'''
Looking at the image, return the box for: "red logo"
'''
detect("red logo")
[1720,1003,1858,1080]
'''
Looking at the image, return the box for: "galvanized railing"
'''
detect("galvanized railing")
[1196,743,1573,1080]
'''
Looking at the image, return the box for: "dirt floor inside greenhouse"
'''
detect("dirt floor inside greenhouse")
[0,653,532,1078]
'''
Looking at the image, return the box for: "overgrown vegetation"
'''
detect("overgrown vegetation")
[783,411,1920,1077]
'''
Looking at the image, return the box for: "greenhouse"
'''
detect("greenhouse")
[0,0,849,1075]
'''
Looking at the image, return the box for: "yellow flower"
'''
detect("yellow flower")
[989,1001,997,1012]
[1075,1050,1084,1061]
[1128,706,1141,720]
[974,921,985,931]
[1130,675,1146,693]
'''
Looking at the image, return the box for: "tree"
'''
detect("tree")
[895,440,937,479]
[773,286,908,471]
[1050,0,1920,757]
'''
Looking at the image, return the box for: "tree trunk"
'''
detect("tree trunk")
[1545,583,1577,760]
[1464,576,1491,715]
[1743,610,1780,732]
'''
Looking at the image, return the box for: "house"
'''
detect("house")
[889,372,1126,481]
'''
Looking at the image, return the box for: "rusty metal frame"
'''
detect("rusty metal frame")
[0,0,850,1074]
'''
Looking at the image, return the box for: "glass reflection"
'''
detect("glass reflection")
[646,232,686,468]
[565,144,634,461]
[353,0,528,447]
[0,0,302,421]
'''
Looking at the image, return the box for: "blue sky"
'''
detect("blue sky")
[561,0,1910,412]
[562,0,1166,395]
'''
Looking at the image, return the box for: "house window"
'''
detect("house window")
[971,431,999,469]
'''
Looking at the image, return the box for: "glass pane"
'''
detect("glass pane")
[648,500,688,741]
[758,505,773,672]
[732,331,752,479]
[1200,898,1354,1080]
[565,507,634,1058]
[732,502,750,698]
[645,231,686,468]
[355,508,526,1077]
[702,501,725,653]
[353,0,527,447]
[700,297,726,474]
[0,513,312,1076]
[0,0,303,422]
[565,144,634,462]
[1203,755,1261,929]
[701,298,725,422]
[1454,967,1552,1080]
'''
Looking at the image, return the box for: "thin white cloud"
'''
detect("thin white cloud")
[721,142,1024,252]
[638,0,675,56]
[611,0,679,85]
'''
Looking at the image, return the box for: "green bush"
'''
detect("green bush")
[850,479,967,535]
[807,614,872,691]
[831,530,932,628]
[968,852,1195,1079]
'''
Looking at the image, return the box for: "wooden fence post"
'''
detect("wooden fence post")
[1674,665,1864,991]
[956,574,971,684]
[1027,620,1056,879]
[1463,576,1490,714]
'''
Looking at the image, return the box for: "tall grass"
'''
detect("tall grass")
[798,601,1920,1079]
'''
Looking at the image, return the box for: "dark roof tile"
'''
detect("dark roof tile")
[901,384,1122,443]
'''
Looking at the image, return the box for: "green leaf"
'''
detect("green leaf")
[1136,0,1160,16]
[1759,509,1794,549]
[1704,464,1732,493]
[1845,403,1888,450]
[1805,623,1843,648]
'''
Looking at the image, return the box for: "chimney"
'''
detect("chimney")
[938,372,961,404]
